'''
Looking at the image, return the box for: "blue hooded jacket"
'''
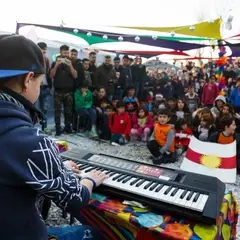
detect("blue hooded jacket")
[230,87,240,107]
[0,91,90,240]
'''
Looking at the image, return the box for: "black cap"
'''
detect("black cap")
[0,34,46,78]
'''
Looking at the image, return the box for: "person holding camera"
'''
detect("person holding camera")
[50,45,78,136]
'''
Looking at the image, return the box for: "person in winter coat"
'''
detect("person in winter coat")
[130,108,153,142]
[210,95,226,118]
[109,101,131,145]
[94,55,116,98]
[201,75,219,108]
[230,78,240,113]
[0,34,107,240]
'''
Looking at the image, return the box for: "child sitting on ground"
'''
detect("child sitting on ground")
[130,108,153,142]
[209,114,240,172]
[147,109,176,164]
[123,86,139,115]
[210,95,226,118]
[175,118,193,156]
[98,105,114,140]
[74,82,98,137]
[109,101,131,145]
[195,113,215,141]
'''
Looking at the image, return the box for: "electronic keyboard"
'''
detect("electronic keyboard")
[61,148,226,225]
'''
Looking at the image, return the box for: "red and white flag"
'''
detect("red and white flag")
[181,136,236,183]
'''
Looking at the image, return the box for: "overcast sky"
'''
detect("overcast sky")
[1,0,235,33]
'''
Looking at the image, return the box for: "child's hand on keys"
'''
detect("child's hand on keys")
[64,160,80,174]
[85,170,109,187]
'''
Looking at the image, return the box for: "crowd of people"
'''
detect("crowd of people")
[38,42,240,169]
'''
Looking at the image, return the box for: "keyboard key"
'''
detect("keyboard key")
[80,165,90,170]
[149,182,158,191]
[193,193,200,202]
[155,184,163,192]
[174,189,185,204]
[130,178,139,186]
[112,174,122,181]
[164,186,172,195]
[171,188,179,196]
[84,167,96,173]
[197,195,209,211]
[144,181,153,190]
[186,193,197,208]
[136,179,145,187]
[191,194,203,211]
[122,176,132,183]
[179,191,191,206]
[117,175,127,182]
[180,189,188,199]
[186,191,194,201]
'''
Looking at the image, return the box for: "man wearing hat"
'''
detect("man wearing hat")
[0,34,106,239]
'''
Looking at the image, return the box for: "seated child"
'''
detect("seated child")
[74,82,98,137]
[93,87,111,114]
[192,107,212,133]
[195,113,215,141]
[175,118,193,156]
[130,108,153,142]
[123,86,139,115]
[210,95,226,118]
[175,98,190,120]
[209,114,240,172]
[98,105,114,140]
[166,97,177,113]
[215,103,234,130]
[109,101,131,145]
[147,109,176,164]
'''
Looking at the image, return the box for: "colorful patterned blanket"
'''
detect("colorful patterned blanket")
[79,192,238,240]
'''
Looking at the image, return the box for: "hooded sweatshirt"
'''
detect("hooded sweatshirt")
[230,87,240,107]
[210,95,226,118]
[0,90,90,240]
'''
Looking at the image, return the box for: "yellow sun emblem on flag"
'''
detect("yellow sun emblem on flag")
[200,155,222,168]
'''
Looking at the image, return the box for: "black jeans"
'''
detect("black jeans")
[147,140,176,164]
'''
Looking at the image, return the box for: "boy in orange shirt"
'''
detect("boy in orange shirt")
[147,109,176,164]
[209,114,240,172]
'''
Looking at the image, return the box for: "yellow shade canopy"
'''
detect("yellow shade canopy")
[115,18,221,39]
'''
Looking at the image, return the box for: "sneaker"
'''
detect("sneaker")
[119,137,128,145]
[176,148,183,157]
[111,142,120,147]
[88,128,98,138]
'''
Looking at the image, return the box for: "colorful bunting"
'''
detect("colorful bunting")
[216,40,228,93]
[16,23,207,51]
